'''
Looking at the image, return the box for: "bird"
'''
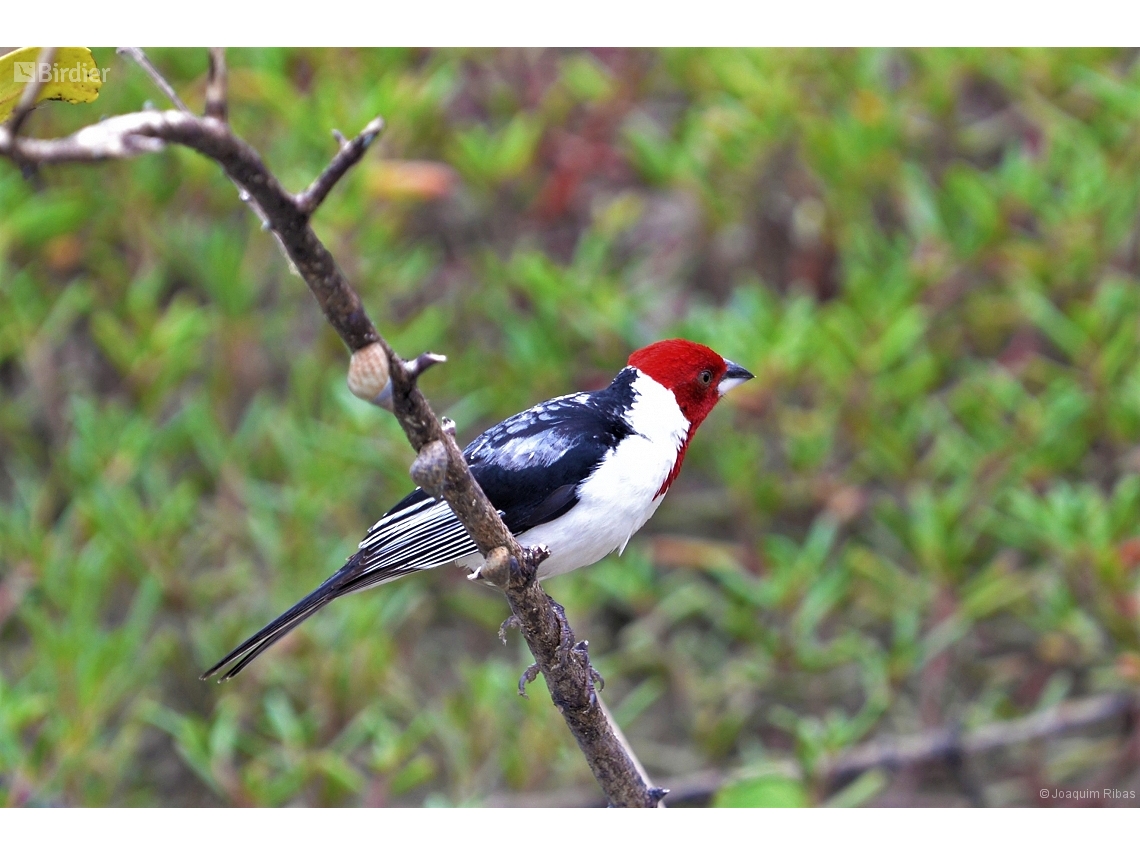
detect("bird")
[202,338,753,681]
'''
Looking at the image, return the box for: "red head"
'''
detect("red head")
[628,339,753,431]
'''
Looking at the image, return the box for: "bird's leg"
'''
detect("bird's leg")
[498,614,521,644]
[542,596,605,686]
[548,597,577,660]
[546,597,605,703]
[517,662,541,699]
[499,610,541,695]
[572,639,605,692]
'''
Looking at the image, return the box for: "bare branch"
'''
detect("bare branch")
[822,691,1138,792]
[487,548,664,807]
[117,47,190,113]
[296,118,386,215]
[205,48,227,122]
[0,54,661,807]
[0,111,165,161]
[486,691,1140,807]
[6,47,57,139]
[598,694,664,804]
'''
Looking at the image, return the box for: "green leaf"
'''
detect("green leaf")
[714,774,808,808]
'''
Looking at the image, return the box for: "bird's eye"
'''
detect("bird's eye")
[698,369,713,386]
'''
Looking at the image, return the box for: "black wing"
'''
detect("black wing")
[201,378,636,681]
[356,385,639,572]
[464,387,636,531]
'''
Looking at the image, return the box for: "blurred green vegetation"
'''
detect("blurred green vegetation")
[2,48,1140,806]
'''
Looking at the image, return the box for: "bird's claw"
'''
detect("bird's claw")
[548,599,576,658]
[518,662,541,698]
[572,639,605,691]
[546,599,605,695]
[499,614,521,644]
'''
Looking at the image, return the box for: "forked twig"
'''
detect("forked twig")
[0,48,660,808]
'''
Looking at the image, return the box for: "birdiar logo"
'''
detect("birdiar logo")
[0,48,104,122]
[13,60,108,84]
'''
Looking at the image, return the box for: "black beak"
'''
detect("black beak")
[718,360,754,395]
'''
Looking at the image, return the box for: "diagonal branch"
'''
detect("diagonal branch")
[821,690,1139,793]
[0,52,661,807]
[117,47,191,113]
[487,691,1140,807]
[6,47,58,139]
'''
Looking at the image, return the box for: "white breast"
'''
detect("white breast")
[514,370,690,579]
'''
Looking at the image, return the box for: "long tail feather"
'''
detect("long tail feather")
[201,489,483,682]
[201,552,373,682]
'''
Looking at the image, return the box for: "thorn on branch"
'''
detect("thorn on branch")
[295,116,386,215]
[404,351,448,385]
[118,47,191,113]
[409,440,450,499]
[647,787,670,807]
[205,48,227,122]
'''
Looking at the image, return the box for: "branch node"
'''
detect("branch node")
[440,416,457,437]
[409,440,450,499]
[647,787,670,807]
[346,342,392,405]
[470,546,512,588]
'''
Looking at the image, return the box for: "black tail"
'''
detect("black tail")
[202,552,377,682]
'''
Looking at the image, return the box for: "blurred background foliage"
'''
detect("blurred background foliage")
[2,47,1140,806]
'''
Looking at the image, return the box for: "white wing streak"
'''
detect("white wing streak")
[355,496,477,582]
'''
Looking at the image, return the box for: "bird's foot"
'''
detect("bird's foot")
[548,598,576,658]
[498,614,521,644]
[572,639,605,692]
[517,662,541,699]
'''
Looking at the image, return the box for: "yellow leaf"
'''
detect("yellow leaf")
[0,47,104,122]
